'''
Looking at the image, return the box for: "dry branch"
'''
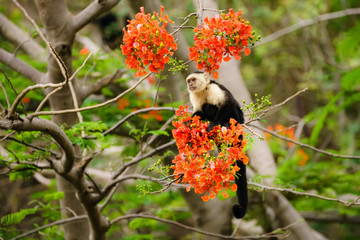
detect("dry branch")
[256,8,360,46]
[253,124,360,159]
[0,48,44,84]
[111,213,300,239]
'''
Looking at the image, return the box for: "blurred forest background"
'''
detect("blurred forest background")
[0,0,359,240]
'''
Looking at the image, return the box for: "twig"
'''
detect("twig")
[0,131,15,143]
[138,115,176,154]
[252,124,360,159]
[102,107,176,136]
[148,176,181,195]
[242,124,264,140]
[245,88,308,125]
[170,13,196,35]
[10,0,70,117]
[111,140,176,180]
[248,182,360,206]
[110,213,300,239]
[12,0,69,80]
[256,8,360,47]
[27,72,152,118]
[100,141,176,200]
[9,81,68,117]
[0,67,27,114]
[4,136,61,157]
[34,87,61,112]
[10,215,87,240]
[0,69,10,109]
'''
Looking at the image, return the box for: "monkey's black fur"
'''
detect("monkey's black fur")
[186,71,248,218]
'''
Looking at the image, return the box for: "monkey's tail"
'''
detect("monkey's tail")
[232,160,248,218]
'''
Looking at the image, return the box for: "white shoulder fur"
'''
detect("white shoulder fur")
[190,83,226,112]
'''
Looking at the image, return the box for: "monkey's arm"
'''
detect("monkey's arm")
[209,103,241,129]
[192,110,206,120]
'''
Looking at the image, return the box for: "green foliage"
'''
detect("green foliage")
[1,207,39,226]
[9,164,39,180]
[129,218,167,231]
[168,57,188,73]
[308,92,343,146]
[242,93,272,119]
[148,159,172,177]
[336,20,360,59]
[341,67,360,91]
[65,121,108,150]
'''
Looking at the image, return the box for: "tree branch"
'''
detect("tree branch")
[252,124,360,159]
[256,8,360,47]
[244,88,308,125]
[0,13,46,61]
[27,72,152,118]
[99,140,176,202]
[10,215,88,240]
[301,211,360,224]
[249,182,360,206]
[103,107,176,136]
[0,48,44,84]
[71,0,121,33]
[0,117,76,173]
[110,213,300,239]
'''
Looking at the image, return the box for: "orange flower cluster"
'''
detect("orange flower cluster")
[121,6,177,77]
[189,9,254,79]
[171,106,248,202]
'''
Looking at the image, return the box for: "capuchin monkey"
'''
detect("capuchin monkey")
[186,71,247,218]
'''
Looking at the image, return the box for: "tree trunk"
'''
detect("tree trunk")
[35,0,90,238]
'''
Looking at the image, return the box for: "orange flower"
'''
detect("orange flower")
[171,105,248,201]
[121,6,177,77]
[297,149,309,166]
[189,9,256,78]
[117,98,130,110]
[79,46,90,55]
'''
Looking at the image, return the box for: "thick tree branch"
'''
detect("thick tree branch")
[0,13,46,61]
[0,48,44,84]
[0,117,75,173]
[71,0,121,33]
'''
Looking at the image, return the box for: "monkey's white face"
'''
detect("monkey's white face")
[186,73,209,93]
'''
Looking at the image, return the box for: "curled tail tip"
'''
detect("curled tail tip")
[233,204,247,218]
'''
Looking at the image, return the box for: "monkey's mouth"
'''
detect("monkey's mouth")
[188,87,196,91]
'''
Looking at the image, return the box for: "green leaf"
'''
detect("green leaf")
[148,130,169,136]
[1,207,39,226]
[337,20,360,58]
[9,164,39,180]
[309,92,343,146]
[341,67,360,91]
[129,218,157,230]
[44,192,64,202]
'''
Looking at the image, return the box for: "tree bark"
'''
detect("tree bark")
[34,0,88,238]
[0,13,46,61]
